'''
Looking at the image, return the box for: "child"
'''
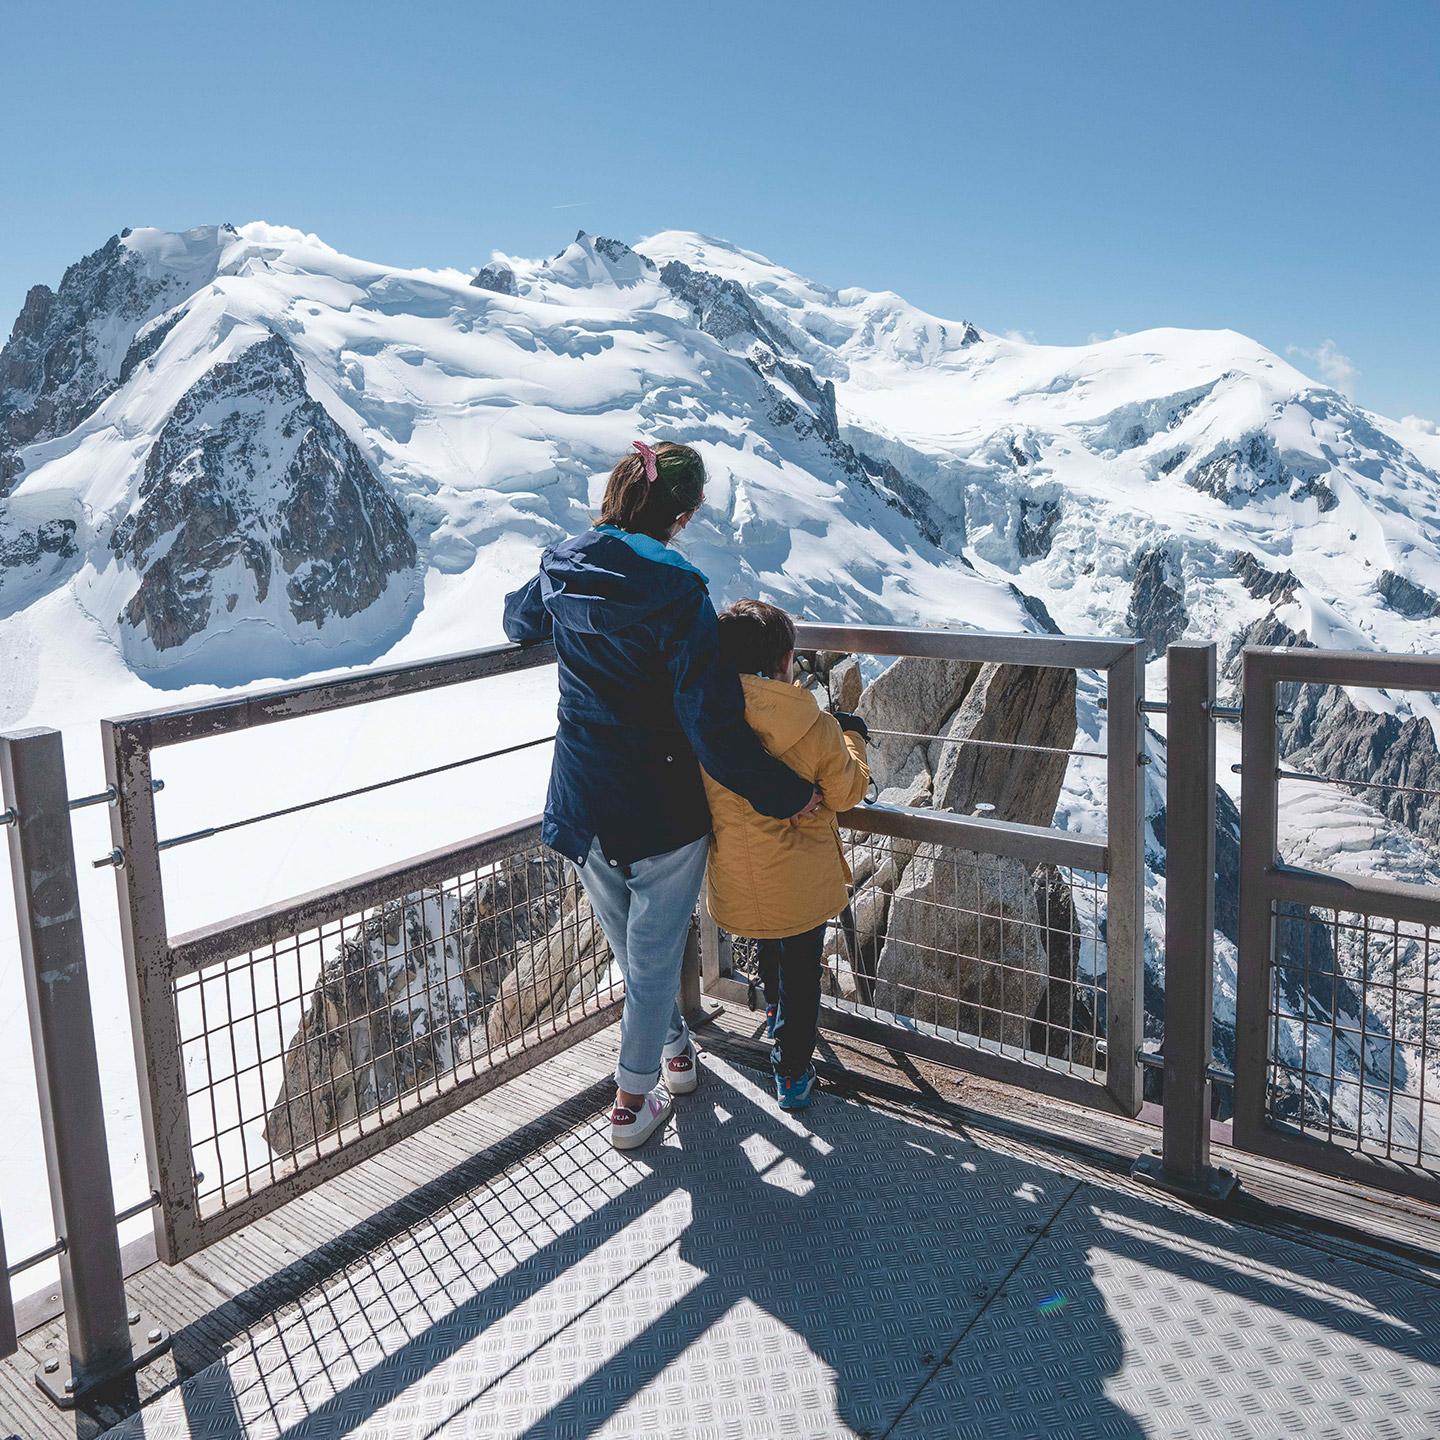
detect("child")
[702,600,870,1109]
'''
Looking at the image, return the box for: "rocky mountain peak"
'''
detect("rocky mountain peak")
[109,330,417,668]
[0,226,227,496]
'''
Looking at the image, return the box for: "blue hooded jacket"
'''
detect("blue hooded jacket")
[503,527,813,867]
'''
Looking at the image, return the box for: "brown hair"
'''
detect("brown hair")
[718,599,796,677]
[595,441,706,542]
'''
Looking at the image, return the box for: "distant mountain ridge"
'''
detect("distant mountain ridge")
[2,220,1439,697]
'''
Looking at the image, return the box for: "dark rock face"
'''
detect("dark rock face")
[111,332,416,652]
[0,229,226,496]
[1232,551,1299,604]
[959,321,982,347]
[1126,544,1187,658]
[0,517,77,568]
[1187,433,1338,512]
[470,262,517,296]
[658,257,791,355]
[1017,496,1061,559]
[1010,585,1061,634]
[1226,610,1440,843]
[659,252,955,554]
[1378,570,1440,620]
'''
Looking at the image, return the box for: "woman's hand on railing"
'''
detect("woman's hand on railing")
[787,788,824,828]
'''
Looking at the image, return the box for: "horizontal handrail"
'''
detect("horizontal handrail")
[104,622,1141,751]
[839,801,1108,873]
[169,816,544,977]
[794,622,1138,670]
[108,640,558,748]
[1266,862,1440,929]
[1243,644,1440,692]
[169,802,1107,975]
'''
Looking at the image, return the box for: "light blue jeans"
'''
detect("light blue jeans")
[574,833,709,1094]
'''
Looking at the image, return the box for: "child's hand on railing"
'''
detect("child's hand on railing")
[788,789,823,827]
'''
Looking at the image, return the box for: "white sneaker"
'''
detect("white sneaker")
[663,1038,700,1096]
[609,1086,673,1150]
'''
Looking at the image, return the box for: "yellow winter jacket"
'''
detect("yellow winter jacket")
[701,676,870,940]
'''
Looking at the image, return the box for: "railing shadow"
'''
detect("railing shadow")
[118,1053,1440,1440]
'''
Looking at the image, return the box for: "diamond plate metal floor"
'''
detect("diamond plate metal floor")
[99,1053,1440,1440]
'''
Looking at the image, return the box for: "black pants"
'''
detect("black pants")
[756,923,827,1080]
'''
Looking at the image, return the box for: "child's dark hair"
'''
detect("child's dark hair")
[718,599,796,677]
[596,441,706,542]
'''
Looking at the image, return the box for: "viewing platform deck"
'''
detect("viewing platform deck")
[6,1003,1438,1440]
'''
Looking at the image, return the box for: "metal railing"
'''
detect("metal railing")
[1,729,170,1404]
[98,640,655,1263]
[9,617,1440,1408]
[702,623,1148,1117]
[1234,645,1440,1206]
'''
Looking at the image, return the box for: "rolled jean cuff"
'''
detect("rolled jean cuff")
[615,1021,690,1095]
[615,1059,661,1094]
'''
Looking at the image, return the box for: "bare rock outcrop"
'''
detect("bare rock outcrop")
[111,332,417,653]
[868,659,1076,1043]
[264,851,572,1156]
[855,653,979,787]
[874,845,1048,1045]
[929,662,1077,825]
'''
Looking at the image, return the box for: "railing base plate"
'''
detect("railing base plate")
[1130,1149,1239,1204]
[33,1309,171,1410]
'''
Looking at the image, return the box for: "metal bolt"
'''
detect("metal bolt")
[43,1357,59,1374]
[0,806,16,827]
[129,1309,141,1325]
[64,1378,75,1394]
[148,1327,164,1344]
[1024,1223,1040,1233]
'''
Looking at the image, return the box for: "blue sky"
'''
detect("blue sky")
[2,0,1436,421]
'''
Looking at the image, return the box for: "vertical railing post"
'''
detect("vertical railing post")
[0,728,169,1406]
[697,882,731,998]
[1104,643,1146,1116]
[680,918,704,1023]
[103,717,200,1263]
[1131,647,1237,1200]
[1233,647,1280,1154]
[0,1208,17,1361]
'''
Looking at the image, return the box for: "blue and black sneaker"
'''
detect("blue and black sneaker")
[776,1066,816,1111]
[764,1004,779,1040]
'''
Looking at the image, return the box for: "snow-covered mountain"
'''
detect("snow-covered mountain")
[0,223,1024,689]
[6,221,1439,698]
[3,220,1440,1199]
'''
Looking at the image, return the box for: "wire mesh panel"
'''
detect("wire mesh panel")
[1267,901,1439,1171]
[1236,645,1440,1204]
[172,840,619,1228]
[723,829,1109,1092]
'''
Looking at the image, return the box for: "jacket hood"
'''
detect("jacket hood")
[740,675,825,756]
[540,529,705,635]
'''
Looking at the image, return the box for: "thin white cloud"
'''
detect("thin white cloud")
[1002,328,1037,344]
[1400,414,1438,436]
[1287,338,1359,396]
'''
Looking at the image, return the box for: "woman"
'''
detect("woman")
[504,440,818,1149]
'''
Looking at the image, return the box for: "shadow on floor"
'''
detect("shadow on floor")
[108,1052,1440,1440]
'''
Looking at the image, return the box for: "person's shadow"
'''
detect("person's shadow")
[136,1048,1440,1440]
[496,1054,1141,1439]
